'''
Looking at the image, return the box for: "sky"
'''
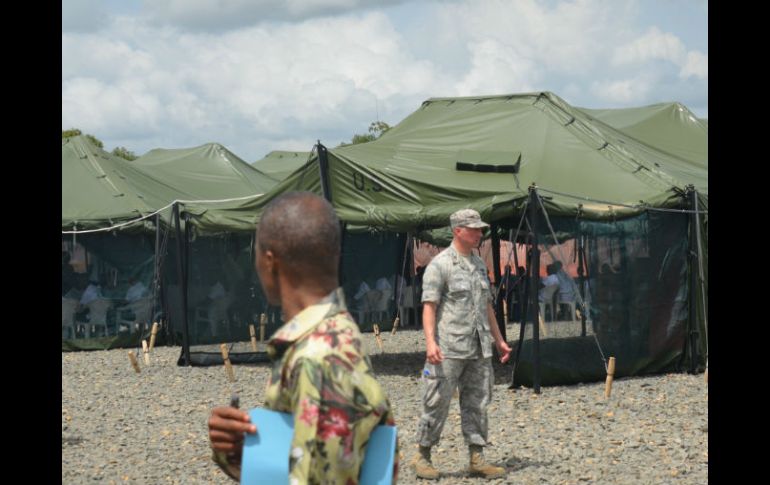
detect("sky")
[62,0,708,163]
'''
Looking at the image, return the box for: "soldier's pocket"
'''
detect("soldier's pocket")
[422,362,446,407]
[448,279,471,300]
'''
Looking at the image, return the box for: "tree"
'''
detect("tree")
[111,146,137,161]
[62,128,104,149]
[339,121,391,147]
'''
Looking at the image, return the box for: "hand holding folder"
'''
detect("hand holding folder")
[241,408,397,485]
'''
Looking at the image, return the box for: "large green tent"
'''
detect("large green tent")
[183,92,705,232]
[177,92,707,384]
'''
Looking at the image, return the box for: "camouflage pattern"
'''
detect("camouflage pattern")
[421,245,494,359]
[450,208,490,229]
[416,352,493,447]
[214,289,397,485]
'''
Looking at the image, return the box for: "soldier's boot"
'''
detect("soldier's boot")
[412,446,440,480]
[468,445,506,479]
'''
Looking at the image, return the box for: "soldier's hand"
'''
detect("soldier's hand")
[208,406,256,454]
[496,340,513,364]
[426,341,444,364]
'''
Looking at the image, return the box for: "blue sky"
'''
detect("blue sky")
[62,0,707,162]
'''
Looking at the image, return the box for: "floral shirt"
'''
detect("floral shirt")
[215,288,397,485]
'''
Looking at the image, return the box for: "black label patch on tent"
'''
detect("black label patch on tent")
[455,150,521,174]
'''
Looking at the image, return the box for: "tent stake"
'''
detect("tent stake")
[604,357,616,398]
[220,344,235,382]
[391,316,400,335]
[128,351,141,373]
[373,324,384,353]
[259,313,267,342]
[249,324,258,351]
[142,340,150,365]
[149,322,159,351]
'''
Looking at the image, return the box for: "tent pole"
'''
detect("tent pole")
[577,233,587,337]
[411,237,420,327]
[317,141,332,202]
[693,190,708,371]
[491,223,506,341]
[529,186,542,393]
[687,186,701,373]
[173,204,191,366]
[509,236,530,389]
[153,213,164,342]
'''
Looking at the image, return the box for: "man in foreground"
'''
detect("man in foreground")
[208,191,397,484]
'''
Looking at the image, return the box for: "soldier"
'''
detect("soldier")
[412,208,512,480]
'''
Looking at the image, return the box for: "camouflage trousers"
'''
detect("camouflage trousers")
[416,356,493,448]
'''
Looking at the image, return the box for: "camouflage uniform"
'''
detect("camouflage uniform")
[213,289,398,485]
[416,244,495,448]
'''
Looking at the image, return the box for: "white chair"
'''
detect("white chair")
[364,289,385,325]
[86,299,112,338]
[117,298,154,334]
[195,293,234,338]
[62,298,79,339]
[539,284,559,322]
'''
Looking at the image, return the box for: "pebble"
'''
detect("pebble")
[63,328,708,484]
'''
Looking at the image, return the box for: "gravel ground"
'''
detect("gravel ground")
[62,326,708,484]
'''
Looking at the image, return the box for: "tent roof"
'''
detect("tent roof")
[252,150,312,182]
[134,143,279,200]
[62,136,189,231]
[183,92,708,233]
[577,102,707,193]
[323,92,705,229]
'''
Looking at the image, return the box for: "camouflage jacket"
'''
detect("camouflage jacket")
[215,288,397,485]
[421,245,494,359]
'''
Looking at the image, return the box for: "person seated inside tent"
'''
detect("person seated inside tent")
[125,277,148,303]
[352,279,372,315]
[79,277,103,308]
[538,264,559,319]
[552,261,576,319]
[538,264,558,300]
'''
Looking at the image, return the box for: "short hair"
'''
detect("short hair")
[256,192,341,277]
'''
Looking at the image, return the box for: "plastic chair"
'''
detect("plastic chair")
[118,298,154,334]
[62,298,79,339]
[539,284,559,322]
[86,298,113,338]
[195,294,234,338]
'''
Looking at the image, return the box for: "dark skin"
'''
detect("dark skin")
[207,238,338,465]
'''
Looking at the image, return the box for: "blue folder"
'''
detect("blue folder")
[241,407,397,485]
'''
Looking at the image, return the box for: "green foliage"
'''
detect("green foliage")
[339,121,391,147]
[62,128,104,148]
[85,135,104,149]
[111,146,138,161]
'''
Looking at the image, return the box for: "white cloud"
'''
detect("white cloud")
[590,76,652,104]
[679,50,708,80]
[455,39,538,95]
[612,26,687,66]
[62,0,707,159]
[63,10,441,158]
[62,0,109,32]
[141,0,408,31]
